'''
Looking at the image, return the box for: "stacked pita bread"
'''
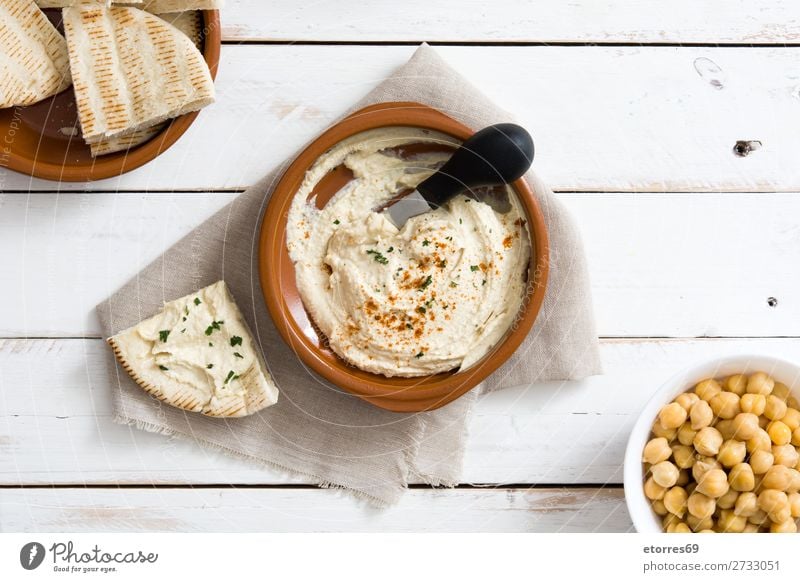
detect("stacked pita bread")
[1,0,71,109]
[63,4,215,151]
[108,281,279,418]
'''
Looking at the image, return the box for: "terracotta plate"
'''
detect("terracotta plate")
[259,102,549,412]
[0,9,221,182]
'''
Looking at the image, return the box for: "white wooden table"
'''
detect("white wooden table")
[2,0,799,532]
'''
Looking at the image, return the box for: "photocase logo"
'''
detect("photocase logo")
[19,542,46,570]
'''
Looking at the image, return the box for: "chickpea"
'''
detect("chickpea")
[717,440,746,468]
[715,420,736,441]
[651,421,678,441]
[788,492,800,518]
[676,470,690,487]
[769,520,798,534]
[725,374,748,396]
[710,391,741,420]
[689,400,713,430]
[696,468,730,498]
[740,394,766,416]
[717,509,747,533]
[659,402,688,430]
[728,463,755,492]
[767,421,792,446]
[734,491,759,517]
[731,413,760,440]
[782,408,800,431]
[662,513,681,531]
[696,378,722,401]
[787,469,800,493]
[694,427,723,456]
[692,456,721,483]
[664,486,688,517]
[762,465,792,491]
[750,450,775,475]
[772,444,800,468]
[764,395,788,421]
[645,476,667,500]
[748,508,769,526]
[772,382,791,402]
[652,499,668,516]
[643,437,672,464]
[670,523,692,534]
[687,514,714,532]
[716,488,739,510]
[677,423,698,446]
[789,396,800,409]
[687,492,716,519]
[758,489,791,523]
[675,392,700,411]
[652,461,680,488]
[671,445,695,469]
[747,372,774,396]
[793,427,800,447]
[743,523,760,533]
[746,428,772,454]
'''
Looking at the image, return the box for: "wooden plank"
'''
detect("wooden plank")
[1,46,799,192]
[0,487,630,532]
[219,1,800,44]
[0,192,797,338]
[2,337,799,487]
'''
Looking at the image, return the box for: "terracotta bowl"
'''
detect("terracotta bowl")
[0,10,221,182]
[259,102,549,412]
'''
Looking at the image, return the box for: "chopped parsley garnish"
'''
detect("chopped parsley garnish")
[406,323,413,330]
[194,298,201,306]
[418,275,432,291]
[482,279,487,286]
[159,365,169,371]
[205,320,223,336]
[230,336,243,347]
[182,316,187,322]
[422,239,430,247]
[158,330,170,342]
[417,306,427,314]
[184,306,190,316]
[470,265,479,272]
[387,246,394,253]
[438,259,447,269]
[425,298,435,308]
[224,370,235,384]
[333,219,340,225]
[207,364,214,369]
[459,218,463,224]
[445,236,453,241]
[415,352,425,359]
[366,249,388,265]
[208,342,213,347]
[449,281,458,288]
[234,352,244,359]
[181,328,186,334]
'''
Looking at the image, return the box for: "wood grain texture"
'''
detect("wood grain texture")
[218,1,800,44]
[2,337,799,487]
[0,192,797,338]
[0,487,630,532]
[2,46,799,192]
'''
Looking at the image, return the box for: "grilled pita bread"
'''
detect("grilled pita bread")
[36,1,140,7]
[0,0,71,109]
[63,4,214,144]
[108,281,279,418]
[139,0,223,13]
[89,10,203,156]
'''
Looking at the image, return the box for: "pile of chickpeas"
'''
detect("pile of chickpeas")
[643,372,800,533]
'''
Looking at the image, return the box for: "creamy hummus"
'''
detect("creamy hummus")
[287,127,531,377]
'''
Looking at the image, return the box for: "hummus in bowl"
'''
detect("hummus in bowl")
[259,102,549,412]
[286,126,531,378]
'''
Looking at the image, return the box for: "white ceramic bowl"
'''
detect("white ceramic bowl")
[623,354,800,533]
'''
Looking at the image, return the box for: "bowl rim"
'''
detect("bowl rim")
[258,101,550,412]
[623,353,800,533]
[0,9,221,182]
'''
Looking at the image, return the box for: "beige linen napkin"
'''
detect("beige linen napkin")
[97,45,602,506]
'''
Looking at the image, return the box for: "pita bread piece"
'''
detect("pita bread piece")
[108,281,279,418]
[35,1,140,7]
[0,0,71,109]
[140,0,223,13]
[88,10,203,157]
[62,4,215,144]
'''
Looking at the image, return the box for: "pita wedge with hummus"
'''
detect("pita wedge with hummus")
[108,281,279,418]
[0,0,71,109]
[62,4,215,145]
